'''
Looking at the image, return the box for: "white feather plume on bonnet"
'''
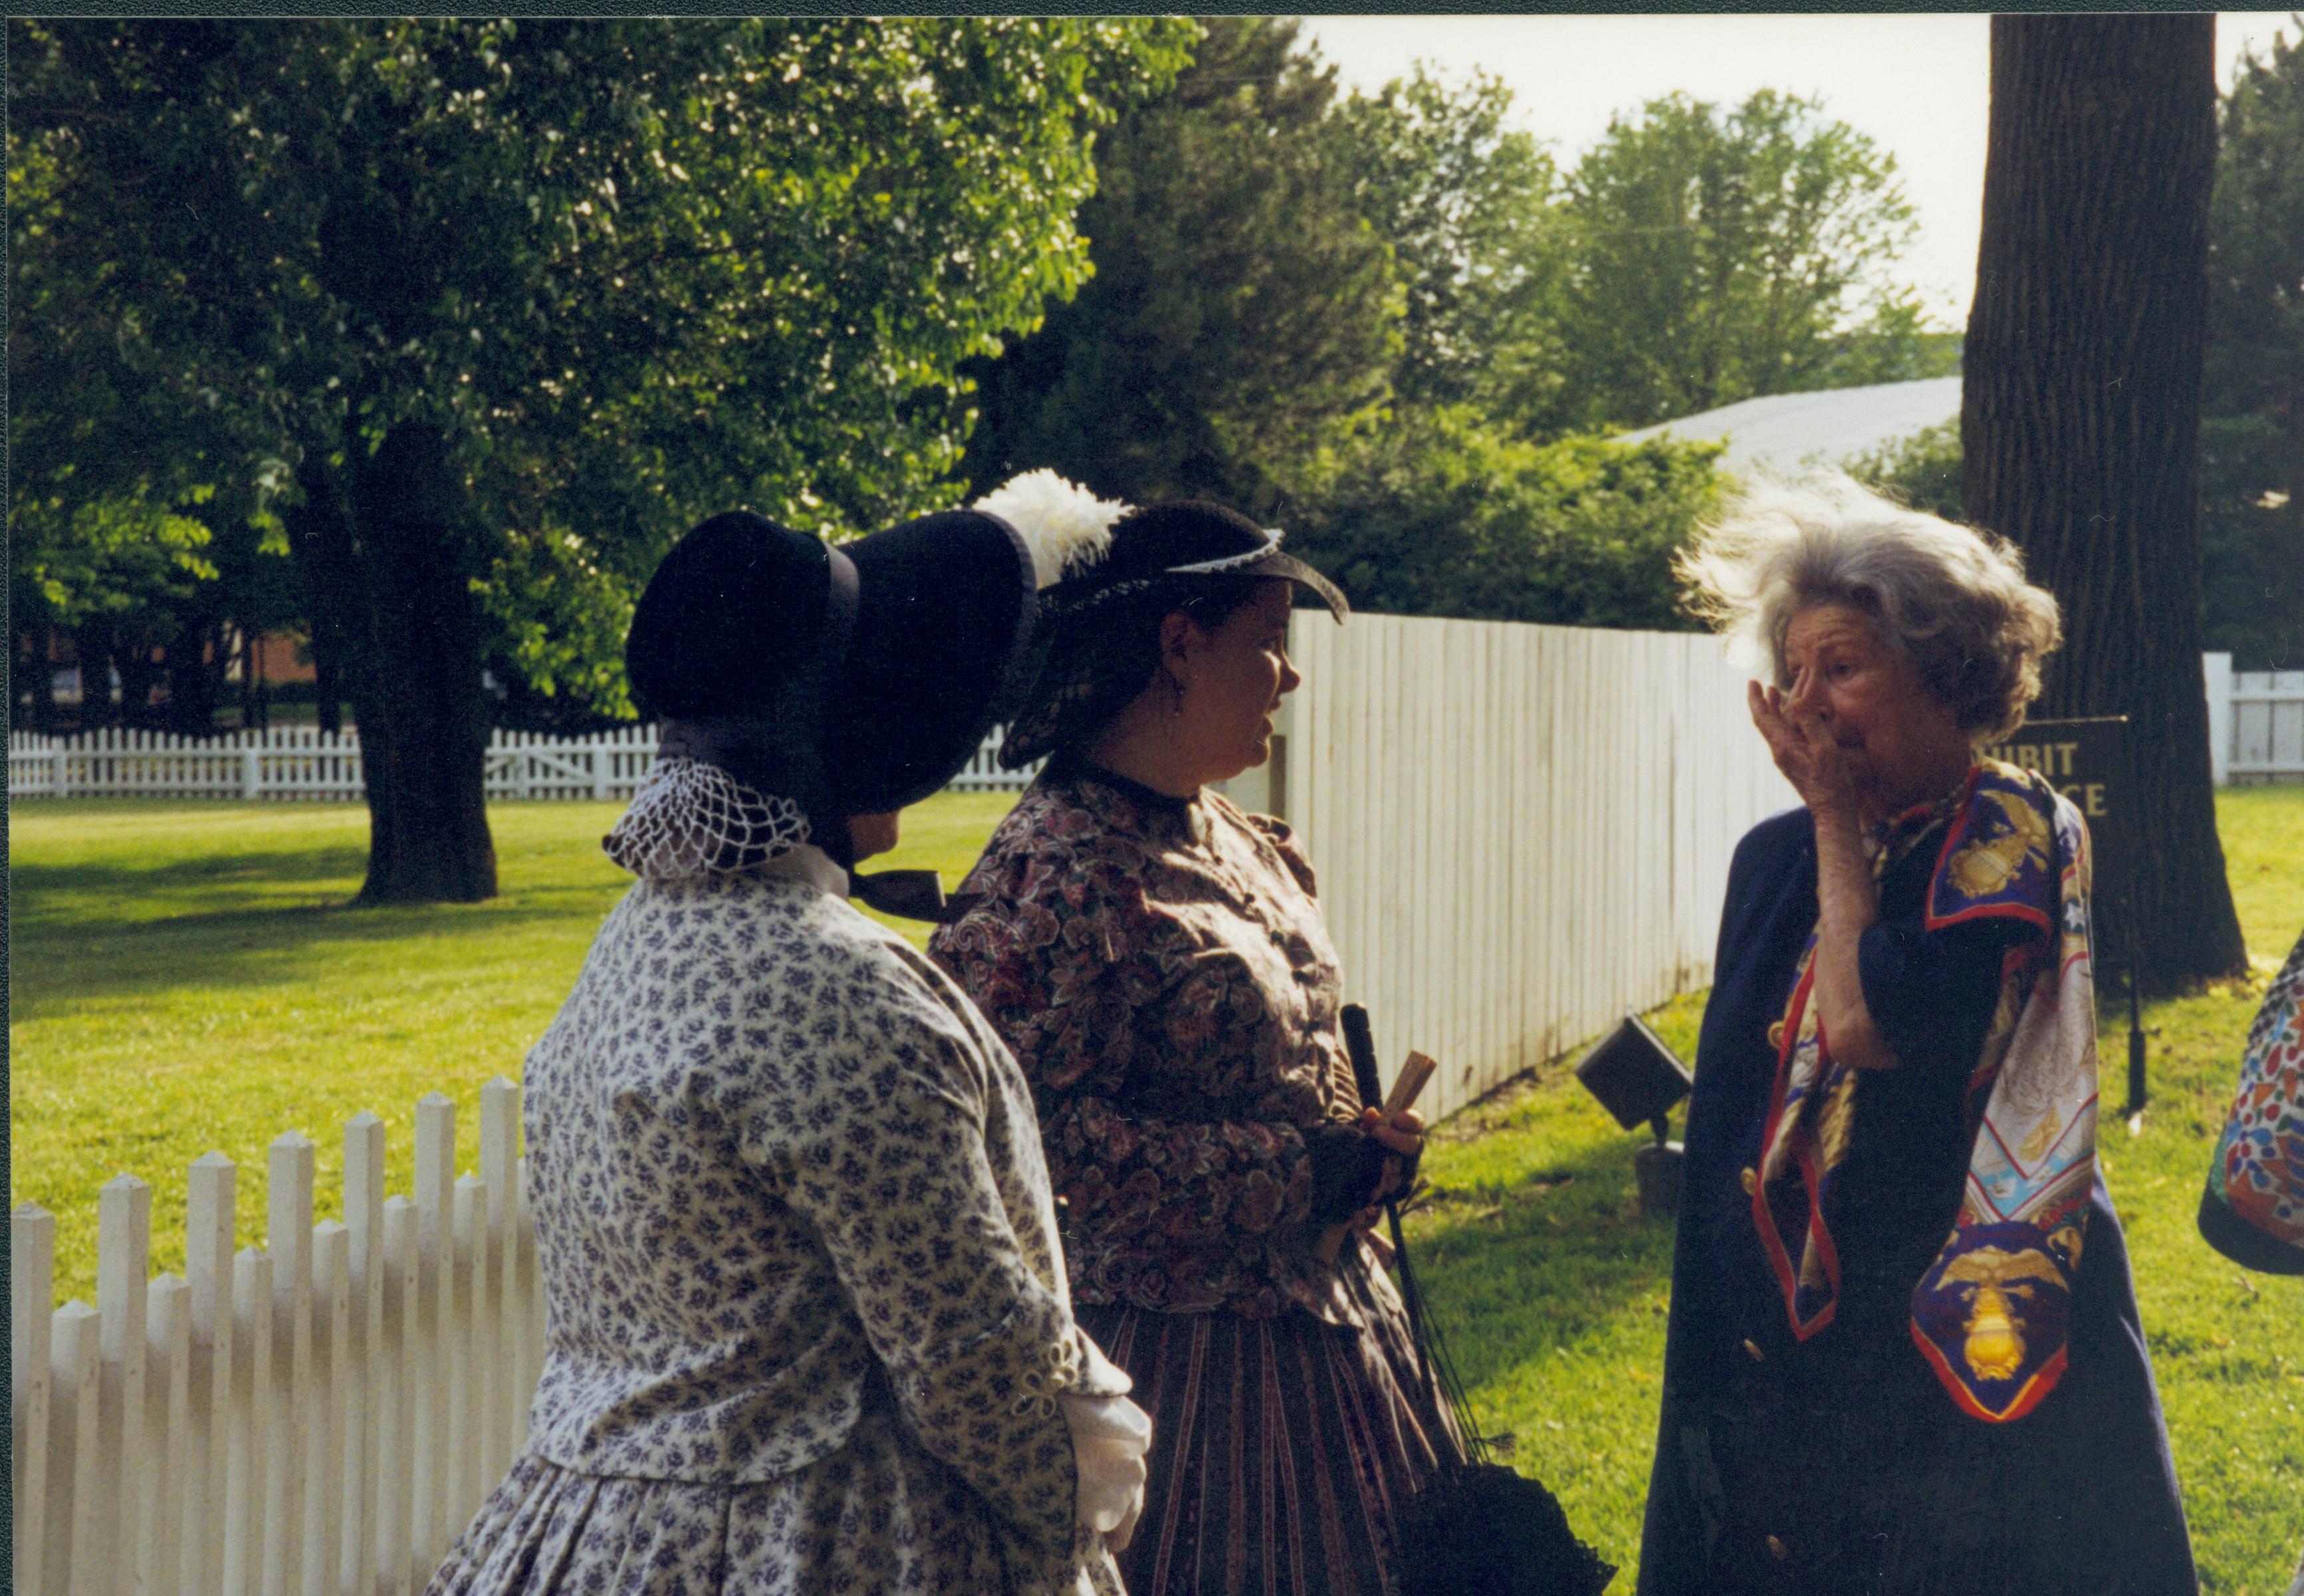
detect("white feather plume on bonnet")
[971,470,1129,590]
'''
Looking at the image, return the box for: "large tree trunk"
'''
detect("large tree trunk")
[162,614,222,736]
[291,426,497,903]
[1963,14,2248,992]
[235,622,269,731]
[312,645,342,737]
[288,467,354,738]
[74,620,116,731]
[117,635,165,730]
[344,425,497,903]
[16,623,61,735]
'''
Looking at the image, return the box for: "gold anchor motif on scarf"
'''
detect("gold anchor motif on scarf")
[1936,1246,2066,1380]
[1948,790,2049,900]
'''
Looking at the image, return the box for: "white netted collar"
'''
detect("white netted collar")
[603,756,814,881]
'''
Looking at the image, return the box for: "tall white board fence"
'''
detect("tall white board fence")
[11,1084,544,1596]
[1264,614,1796,1124]
[7,723,1036,800]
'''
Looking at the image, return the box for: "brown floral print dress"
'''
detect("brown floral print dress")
[933,761,1458,1596]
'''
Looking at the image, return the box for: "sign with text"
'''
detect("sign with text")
[1983,715,2134,913]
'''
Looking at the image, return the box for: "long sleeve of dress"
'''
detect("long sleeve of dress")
[737,939,1090,1552]
[933,778,1371,1319]
[1855,913,2036,1075]
[954,854,1324,1243]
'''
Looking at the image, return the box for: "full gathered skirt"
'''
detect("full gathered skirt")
[427,1401,1114,1596]
[1081,1268,1456,1596]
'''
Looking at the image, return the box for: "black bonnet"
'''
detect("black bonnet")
[626,507,1036,820]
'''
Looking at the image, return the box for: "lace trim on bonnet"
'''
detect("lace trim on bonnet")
[603,757,811,879]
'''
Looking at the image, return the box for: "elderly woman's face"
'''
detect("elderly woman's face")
[1782,603,1970,814]
[1175,580,1302,784]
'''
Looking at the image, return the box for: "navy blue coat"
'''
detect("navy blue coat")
[1637,807,2197,1595]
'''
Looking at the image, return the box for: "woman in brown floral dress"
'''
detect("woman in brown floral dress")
[933,496,1458,1596]
[429,506,1150,1596]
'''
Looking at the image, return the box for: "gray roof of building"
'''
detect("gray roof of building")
[1615,376,1962,476]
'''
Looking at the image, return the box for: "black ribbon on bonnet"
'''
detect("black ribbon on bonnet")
[652,546,957,921]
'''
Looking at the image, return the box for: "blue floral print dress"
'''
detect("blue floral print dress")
[427,836,1130,1596]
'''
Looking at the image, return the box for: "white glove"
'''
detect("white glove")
[1058,1389,1153,1551]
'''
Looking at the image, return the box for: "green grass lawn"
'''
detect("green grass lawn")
[7,792,1020,1306]
[10,784,2301,1590]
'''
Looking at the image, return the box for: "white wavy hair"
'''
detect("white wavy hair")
[1675,471,2063,743]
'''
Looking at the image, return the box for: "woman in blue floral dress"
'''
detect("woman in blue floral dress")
[429,506,1149,1596]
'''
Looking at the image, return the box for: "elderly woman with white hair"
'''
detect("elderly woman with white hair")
[1638,475,2197,1595]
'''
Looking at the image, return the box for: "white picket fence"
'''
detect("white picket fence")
[2206,655,2304,784]
[13,657,2295,803]
[15,657,2292,802]
[11,1084,542,1596]
[5,724,1036,800]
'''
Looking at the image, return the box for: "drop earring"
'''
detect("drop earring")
[1159,671,1186,739]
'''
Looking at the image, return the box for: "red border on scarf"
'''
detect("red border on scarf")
[1909,1318,2068,1423]
[1921,766,2058,936]
[1752,961,1840,1340]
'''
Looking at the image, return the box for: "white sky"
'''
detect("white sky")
[1304,13,2302,330]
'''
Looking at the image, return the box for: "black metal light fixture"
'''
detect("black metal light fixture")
[1575,1014,1694,1217]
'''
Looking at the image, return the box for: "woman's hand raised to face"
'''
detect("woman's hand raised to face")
[1756,602,1975,831]
[1749,680,1863,822]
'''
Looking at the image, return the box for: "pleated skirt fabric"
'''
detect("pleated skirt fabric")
[1080,1277,1457,1596]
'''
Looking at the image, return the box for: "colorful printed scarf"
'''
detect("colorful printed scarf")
[2199,926,2304,1275]
[1753,760,2100,1423]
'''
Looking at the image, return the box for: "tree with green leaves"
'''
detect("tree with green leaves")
[10,17,1190,900]
[1328,65,1566,433]
[1554,90,1942,432]
[2202,23,2304,672]
[7,496,218,734]
[1282,409,1722,628]
[9,112,264,738]
[963,15,1399,512]
[1842,421,1963,522]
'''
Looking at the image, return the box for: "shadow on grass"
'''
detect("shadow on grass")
[8,890,599,1023]
[11,848,375,919]
[1407,1129,1677,1391]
